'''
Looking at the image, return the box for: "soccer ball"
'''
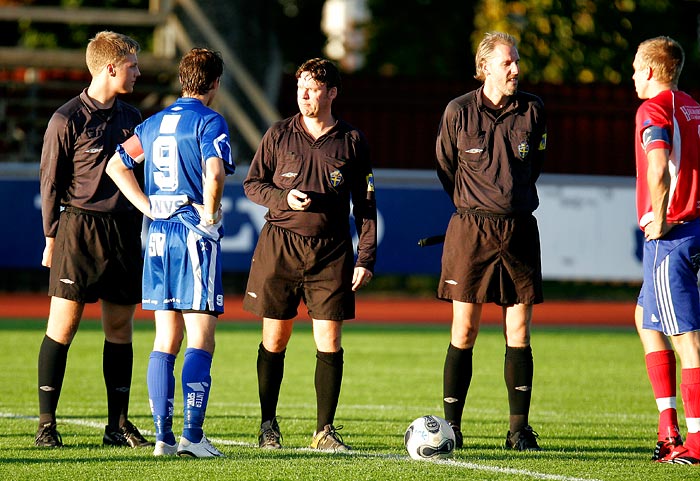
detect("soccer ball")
[404,415,456,460]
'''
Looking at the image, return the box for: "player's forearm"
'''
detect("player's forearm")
[243,177,289,211]
[436,149,457,198]
[646,149,670,224]
[40,186,60,238]
[355,216,377,272]
[106,153,151,218]
[203,156,226,221]
[39,152,63,237]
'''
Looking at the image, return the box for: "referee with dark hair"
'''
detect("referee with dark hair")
[243,57,376,452]
[435,32,547,452]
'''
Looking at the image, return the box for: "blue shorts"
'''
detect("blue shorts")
[142,218,224,313]
[637,219,700,335]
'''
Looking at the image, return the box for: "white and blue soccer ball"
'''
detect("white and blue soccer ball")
[404,415,456,460]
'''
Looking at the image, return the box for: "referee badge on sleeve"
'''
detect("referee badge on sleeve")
[366,173,375,192]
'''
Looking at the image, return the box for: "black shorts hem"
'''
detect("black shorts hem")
[436,294,544,306]
[242,302,298,321]
[242,304,353,321]
[308,313,353,321]
[47,291,96,304]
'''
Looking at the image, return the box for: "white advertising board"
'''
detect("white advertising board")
[536,175,641,281]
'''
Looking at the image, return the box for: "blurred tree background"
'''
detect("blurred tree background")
[5,0,700,85]
[3,0,700,168]
[2,0,153,49]
[363,0,700,84]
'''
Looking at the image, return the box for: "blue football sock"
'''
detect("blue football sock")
[147,351,176,445]
[181,347,213,443]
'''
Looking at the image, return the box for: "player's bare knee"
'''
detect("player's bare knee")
[262,337,289,353]
[450,323,479,347]
[153,334,184,355]
[103,318,133,343]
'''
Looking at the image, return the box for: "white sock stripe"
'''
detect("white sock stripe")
[686,417,700,433]
[656,397,677,412]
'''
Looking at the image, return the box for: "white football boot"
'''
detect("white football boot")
[153,440,178,456]
[177,435,225,458]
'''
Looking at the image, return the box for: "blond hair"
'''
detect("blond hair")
[474,32,516,82]
[636,36,684,85]
[85,31,140,76]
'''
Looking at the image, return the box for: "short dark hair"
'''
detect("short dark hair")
[179,48,224,96]
[295,58,342,92]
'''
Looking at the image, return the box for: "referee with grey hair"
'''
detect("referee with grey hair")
[435,31,547,451]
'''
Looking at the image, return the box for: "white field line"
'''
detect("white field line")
[204,401,652,423]
[3,411,602,481]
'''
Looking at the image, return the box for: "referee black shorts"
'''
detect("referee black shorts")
[243,223,355,321]
[437,209,543,306]
[48,206,143,305]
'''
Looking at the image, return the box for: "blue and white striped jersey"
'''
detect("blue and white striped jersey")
[117,97,235,221]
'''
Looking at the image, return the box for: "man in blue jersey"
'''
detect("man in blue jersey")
[106,48,235,458]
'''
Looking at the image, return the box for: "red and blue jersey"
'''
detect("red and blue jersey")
[635,89,700,229]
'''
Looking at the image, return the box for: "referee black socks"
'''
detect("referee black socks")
[504,345,534,434]
[257,343,286,423]
[315,349,344,433]
[443,343,473,427]
[38,335,70,424]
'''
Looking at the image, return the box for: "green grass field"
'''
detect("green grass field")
[0,318,695,480]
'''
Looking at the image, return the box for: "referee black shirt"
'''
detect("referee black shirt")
[40,89,142,238]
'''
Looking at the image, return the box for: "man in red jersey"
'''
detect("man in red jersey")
[632,36,700,465]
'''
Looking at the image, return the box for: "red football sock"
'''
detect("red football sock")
[645,350,680,440]
[681,368,700,456]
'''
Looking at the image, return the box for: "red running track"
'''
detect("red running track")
[0,293,633,327]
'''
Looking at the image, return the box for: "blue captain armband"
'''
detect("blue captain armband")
[642,125,670,151]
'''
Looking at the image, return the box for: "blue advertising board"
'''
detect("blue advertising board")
[0,168,647,281]
[0,171,453,274]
